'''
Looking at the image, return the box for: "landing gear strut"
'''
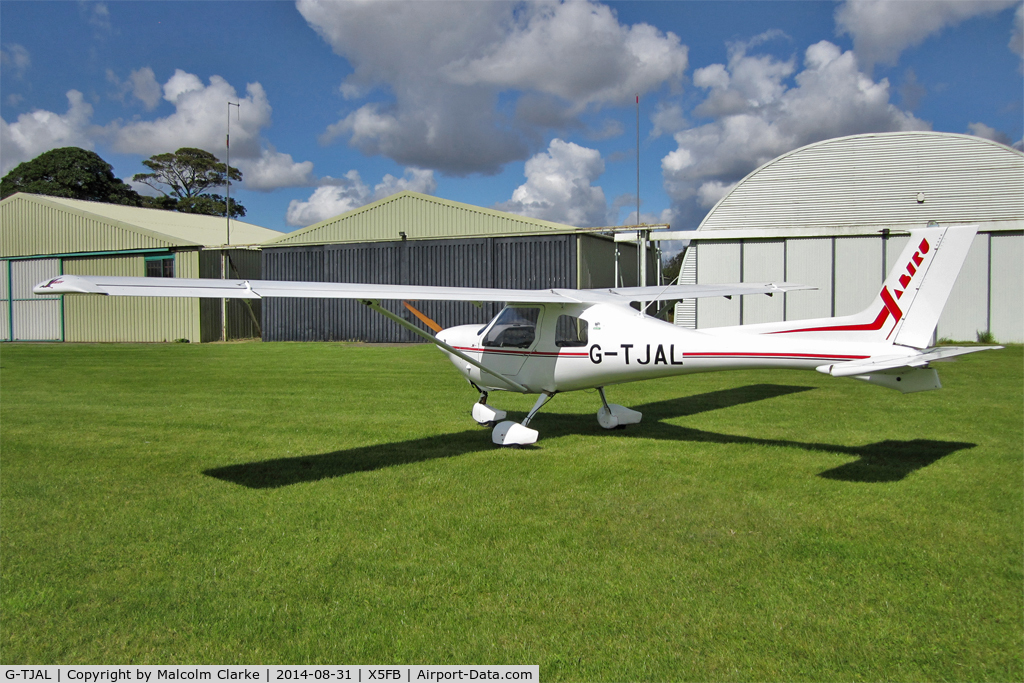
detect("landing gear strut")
[596,387,642,429]
[492,392,555,446]
[478,386,641,446]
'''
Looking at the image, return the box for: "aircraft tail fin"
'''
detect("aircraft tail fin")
[763,224,977,348]
[888,225,977,348]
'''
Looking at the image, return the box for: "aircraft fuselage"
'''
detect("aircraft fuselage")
[435,302,919,394]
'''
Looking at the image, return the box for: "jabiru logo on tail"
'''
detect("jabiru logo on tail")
[769,237,931,336]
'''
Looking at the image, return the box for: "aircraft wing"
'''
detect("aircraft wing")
[818,345,1003,377]
[34,274,812,304]
[580,282,811,302]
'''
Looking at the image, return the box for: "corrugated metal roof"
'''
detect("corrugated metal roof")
[0,193,281,257]
[698,132,1024,234]
[267,191,582,246]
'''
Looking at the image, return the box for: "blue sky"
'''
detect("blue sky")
[2,0,1021,234]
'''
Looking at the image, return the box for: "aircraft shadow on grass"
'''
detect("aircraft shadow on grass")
[203,384,975,489]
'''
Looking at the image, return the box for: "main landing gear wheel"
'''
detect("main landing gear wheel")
[596,387,642,429]
[492,392,554,446]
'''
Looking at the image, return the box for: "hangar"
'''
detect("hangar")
[0,193,282,342]
[674,132,1024,343]
[261,191,654,342]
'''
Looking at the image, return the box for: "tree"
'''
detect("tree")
[661,248,687,284]
[176,194,246,218]
[132,147,245,217]
[1,147,144,205]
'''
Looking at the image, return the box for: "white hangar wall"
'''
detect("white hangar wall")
[675,133,1024,343]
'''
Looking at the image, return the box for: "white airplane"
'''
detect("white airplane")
[35,224,999,446]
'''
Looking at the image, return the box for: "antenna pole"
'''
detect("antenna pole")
[636,93,640,226]
[226,101,240,246]
[223,101,240,342]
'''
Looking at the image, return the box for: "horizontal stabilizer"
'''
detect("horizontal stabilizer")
[817,345,1002,378]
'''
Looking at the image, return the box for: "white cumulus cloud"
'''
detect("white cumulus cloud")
[0,66,328,195]
[1,43,31,78]
[107,69,271,160]
[238,147,316,192]
[0,90,96,174]
[662,40,929,227]
[496,138,608,227]
[967,121,1013,146]
[107,66,162,110]
[285,167,437,227]
[298,0,687,176]
[835,0,1019,70]
[445,1,687,112]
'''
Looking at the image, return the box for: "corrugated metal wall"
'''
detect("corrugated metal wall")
[0,260,9,340]
[8,259,61,340]
[700,133,1024,232]
[677,231,1023,343]
[263,235,577,342]
[675,133,1022,341]
[742,240,785,324]
[672,248,698,327]
[785,238,833,321]
[63,252,201,342]
[833,237,882,317]
[198,249,263,342]
[990,232,1023,343]
[695,242,741,328]
[1,195,177,258]
[937,235,988,342]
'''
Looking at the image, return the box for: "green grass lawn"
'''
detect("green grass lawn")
[1,341,1021,680]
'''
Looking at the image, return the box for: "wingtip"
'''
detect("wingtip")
[33,275,104,295]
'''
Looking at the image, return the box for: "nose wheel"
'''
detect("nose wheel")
[471,389,507,425]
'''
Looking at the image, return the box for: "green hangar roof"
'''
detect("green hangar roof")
[1,193,282,258]
[267,191,584,246]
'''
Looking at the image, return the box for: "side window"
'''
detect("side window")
[145,255,174,278]
[482,307,540,349]
[555,315,588,347]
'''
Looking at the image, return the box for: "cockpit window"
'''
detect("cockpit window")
[555,315,588,347]
[482,307,540,349]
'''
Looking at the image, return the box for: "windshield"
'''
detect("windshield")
[482,307,540,349]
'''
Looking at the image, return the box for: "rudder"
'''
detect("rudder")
[890,225,977,348]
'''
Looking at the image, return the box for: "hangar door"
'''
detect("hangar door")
[263,235,577,342]
[4,258,62,341]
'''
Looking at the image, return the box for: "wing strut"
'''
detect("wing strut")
[402,301,443,333]
[360,300,528,393]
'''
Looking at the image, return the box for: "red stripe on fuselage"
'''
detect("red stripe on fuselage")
[453,346,869,362]
[685,352,869,361]
[767,307,890,335]
[452,346,589,358]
